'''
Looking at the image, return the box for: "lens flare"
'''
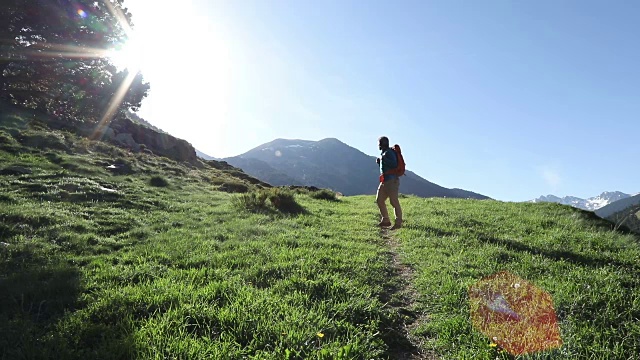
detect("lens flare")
[10,1,138,137]
[469,272,562,356]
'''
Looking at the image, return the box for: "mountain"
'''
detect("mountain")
[222,156,305,186]
[596,193,640,235]
[595,193,640,218]
[595,193,640,219]
[223,138,490,199]
[195,149,218,160]
[533,191,640,234]
[605,203,640,235]
[530,191,632,211]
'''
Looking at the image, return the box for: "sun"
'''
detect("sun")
[109,35,146,73]
[104,0,234,148]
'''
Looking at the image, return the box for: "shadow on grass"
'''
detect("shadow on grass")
[272,201,308,215]
[0,248,135,358]
[0,247,81,357]
[268,192,308,215]
[478,235,640,273]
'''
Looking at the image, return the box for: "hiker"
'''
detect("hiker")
[376,136,403,229]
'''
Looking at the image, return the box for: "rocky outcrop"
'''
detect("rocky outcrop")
[0,102,198,165]
[88,116,198,164]
[114,133,138,151]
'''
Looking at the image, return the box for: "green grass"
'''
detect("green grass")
[0,186,397,358]
[397,198,640,359]
[0,114,399,358]
[310,189,340,201]
[231,190,270,212]
[1,107,639,359]
[149,175,170,187]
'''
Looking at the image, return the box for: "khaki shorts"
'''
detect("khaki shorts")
[377,178,400,201]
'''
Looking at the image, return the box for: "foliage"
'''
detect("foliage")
[231,188,305,214]
[0,0,149,123]
[17,129,70,151]
[310,189,339,201]
[231,190,269,212]
[0,130,19,152]
[218,181,250,193]
[208,176,252,193]
[266,188,305,214]
[149,175,169,187]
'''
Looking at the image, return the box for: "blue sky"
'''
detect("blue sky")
[125,0,639,201]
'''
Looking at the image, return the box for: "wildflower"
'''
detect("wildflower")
[317,332,324,338]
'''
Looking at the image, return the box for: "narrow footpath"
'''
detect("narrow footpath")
[380,228,439,360]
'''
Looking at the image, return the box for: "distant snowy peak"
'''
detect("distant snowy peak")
[586,191,632,210]
[595,194,640,219]
[530,191,632,211]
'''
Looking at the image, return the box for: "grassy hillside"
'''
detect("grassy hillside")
[397,198,640,358]
[607,204,640,236]
[0,109,402,359]
[1,108,639,359]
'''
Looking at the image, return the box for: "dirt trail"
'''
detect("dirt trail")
[380,228,439,360]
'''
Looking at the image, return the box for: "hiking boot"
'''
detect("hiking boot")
[378,219,392,227]
[390,220,403,230]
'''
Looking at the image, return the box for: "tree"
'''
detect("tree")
[0,0,149,124]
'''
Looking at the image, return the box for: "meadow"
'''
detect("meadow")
[1,112,639,359]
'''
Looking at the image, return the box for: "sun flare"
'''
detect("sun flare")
[109,36,146,73]
[114,0,234,138]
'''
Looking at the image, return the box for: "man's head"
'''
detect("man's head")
[378,136,390,150]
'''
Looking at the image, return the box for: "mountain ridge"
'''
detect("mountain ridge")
[530,191,633,211]
[595,193,640,219]
[223,138,490,199]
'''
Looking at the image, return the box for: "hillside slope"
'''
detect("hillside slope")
[0,107,408,358]
[595,193,640,219]
[601,204,640,235]
[1,106,639,358]
[396,198,639,357]
[593,194,640,235]
[615,204,640,234]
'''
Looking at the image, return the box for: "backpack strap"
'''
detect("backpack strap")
[382,148,400,178]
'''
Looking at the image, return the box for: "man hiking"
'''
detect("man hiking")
[376,136,403,229]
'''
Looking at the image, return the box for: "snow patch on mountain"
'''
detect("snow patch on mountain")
[530,191,632,211]
[595,193,640,219]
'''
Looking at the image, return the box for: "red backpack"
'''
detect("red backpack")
[385,144,406,176]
